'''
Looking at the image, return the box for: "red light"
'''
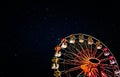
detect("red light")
[88,72,91,76]
[101,72,106,77]
[102,48,107,52]
[109,56,114,60]
[100,59,104,62]
[102,72,104,76]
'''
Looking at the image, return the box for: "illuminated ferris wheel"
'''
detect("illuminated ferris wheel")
[51,33,120,77]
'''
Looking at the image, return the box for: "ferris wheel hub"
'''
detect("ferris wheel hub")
[89,58,100,64]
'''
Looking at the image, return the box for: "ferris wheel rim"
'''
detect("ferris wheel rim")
[59,33,119,68]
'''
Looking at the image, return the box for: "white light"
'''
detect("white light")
[110,60,116,64]
[54,52,61,57]
[61,43,67,48]
[88,40,93,45]
[97,45,102,49]
[79,39,84,43]
[51,63,55,69]
[54,53,58,57]
[69,39,75,44]
[104,52,110,56]
[115,70,120,75]
[51,63,59,69]
[58,52,61,57]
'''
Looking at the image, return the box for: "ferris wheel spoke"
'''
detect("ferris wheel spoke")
[66,48,76,55]
[67,44,76,53]
[100,64,114,69]
[104,69,113,75]
[93,69,99,76]
[63,49,79,58]
[59,58,81,65]
[78,43,92,58]
[93,47,97,57]
[76,70,84,77]
[89,44,93,57]
[59,62,80,66]
[85,48,91,58]
[63,51,84,61]
[76,50,88,60]
[70,44,80,52]
[102,66,114,70]
[66,46,81,59]
[77,42,86,52]
[69,44,87,58]
[62,53,75,60]
[74,41,83,51]
[59,58,80,62]
[79,53,89,60]
[66,73,72,77]
[65,62,80,66]
[88,68,99,77]
[100,57,109,63]
[65,51,82,60]
[96,52,104,59]
[75,42,83,50]
[65,66,81,74]
[70,45,85,57]
[101,67,114,75]
[71,53,83,61]
[85,40,94,57]
[84,40,88,50]
[72,44,92,60]
[77,42,91,59]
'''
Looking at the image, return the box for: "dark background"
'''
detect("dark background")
[1,1,120,77]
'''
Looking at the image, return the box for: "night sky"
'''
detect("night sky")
[1,1,120,77]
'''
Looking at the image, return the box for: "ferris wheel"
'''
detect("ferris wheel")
[51,33,120,77]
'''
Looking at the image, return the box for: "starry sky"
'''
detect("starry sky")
[1,1,120,77]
